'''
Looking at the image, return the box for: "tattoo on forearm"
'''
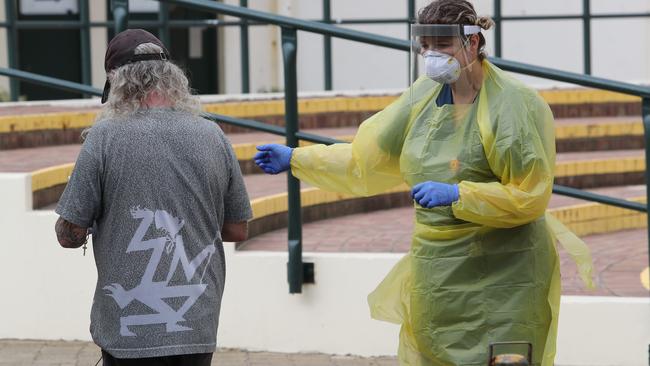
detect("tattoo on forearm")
[55,217,89,248]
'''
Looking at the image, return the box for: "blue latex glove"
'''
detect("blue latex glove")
[254,144,293,175]
[411,181,459,208]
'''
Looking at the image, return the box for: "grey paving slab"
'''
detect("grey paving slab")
[0,341,398,366]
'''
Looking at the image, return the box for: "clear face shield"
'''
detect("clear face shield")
[409,24,481,88]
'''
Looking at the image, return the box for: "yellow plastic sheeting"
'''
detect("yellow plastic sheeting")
[291,79,426,196]
[291,61,593,365]
[545,213,595,289]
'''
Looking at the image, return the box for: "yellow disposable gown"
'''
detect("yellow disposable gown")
[290,61,593,365]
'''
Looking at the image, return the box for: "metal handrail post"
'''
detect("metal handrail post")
[493,0,502,58]
[281,27,304,294]
[583,0,592,75]
[79,0,92,97]
[5,0,19,101]
[158,2,170,47]
[323,0,332,90]
[408,0,416,85]
[111,0,129,35]
[642,97,650,292]
[239,0,250,93]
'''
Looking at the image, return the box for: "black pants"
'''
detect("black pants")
[101,350,213,366]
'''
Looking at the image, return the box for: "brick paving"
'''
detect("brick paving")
[0,340,398,366]
[0,144,82,172]
[560,229,649,297]
[244,173,307,199]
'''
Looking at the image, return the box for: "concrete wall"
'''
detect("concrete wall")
[1,172,649,365]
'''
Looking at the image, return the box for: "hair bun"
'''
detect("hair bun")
[476,16,495,30]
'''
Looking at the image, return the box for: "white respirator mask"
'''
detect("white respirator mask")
[423,50,462,84]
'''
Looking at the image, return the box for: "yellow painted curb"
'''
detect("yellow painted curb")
[31,163,74,192]
[203,96,397,117]
[0,112,97,133]
[555,120,643,139]
[555,156,644,177]
[548,196,646,237]
[641,267,649,290]
[250,184,410,219]
[538,89,640,105]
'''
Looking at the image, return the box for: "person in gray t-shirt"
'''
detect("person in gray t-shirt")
[54,29,252,365]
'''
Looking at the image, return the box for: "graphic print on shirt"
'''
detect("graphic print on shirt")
[103,207,215,337]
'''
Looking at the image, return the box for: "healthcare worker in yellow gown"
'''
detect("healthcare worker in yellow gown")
[254,1,593,365]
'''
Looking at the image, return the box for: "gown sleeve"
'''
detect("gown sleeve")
[452,87,556,228]
[290,78,436,197]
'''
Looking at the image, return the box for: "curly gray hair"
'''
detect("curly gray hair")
[99,42,201,119]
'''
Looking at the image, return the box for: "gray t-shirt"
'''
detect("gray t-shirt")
[56,108,252,359]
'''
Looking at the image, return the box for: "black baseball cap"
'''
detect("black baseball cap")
[101,29,171,103]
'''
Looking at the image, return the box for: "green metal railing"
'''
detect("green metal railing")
[492,0,650,75]
[1,0,649,296]
[0,0,415,98]
[4,0,18,101]
[0,67,103,96]
[4,0,650,97]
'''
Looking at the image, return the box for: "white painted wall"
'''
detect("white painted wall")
[0,0,648,96]
[90,0,108,89]
[218,0,650,93]
[557,297,650,366]
[1,172,649,365]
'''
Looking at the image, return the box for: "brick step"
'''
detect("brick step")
[228,116,646,160]
[2,115,645,151]
[17,145,649,209]
[554,149,644,189]
[0,87,644,149]
[2,117,647,172]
